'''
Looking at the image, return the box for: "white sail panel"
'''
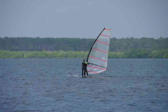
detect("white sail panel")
[87,28,111,74]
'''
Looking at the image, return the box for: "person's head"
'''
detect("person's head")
[83,59,85,62]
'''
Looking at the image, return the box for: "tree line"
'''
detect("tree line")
[0,37,168,58]
[0,37,168,51]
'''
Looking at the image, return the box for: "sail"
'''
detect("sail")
[87,28,111,74]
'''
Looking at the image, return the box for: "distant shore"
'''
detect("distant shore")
[0,50,168,58]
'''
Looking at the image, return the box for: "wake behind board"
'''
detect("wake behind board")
[67,72,81,78]
[67,72,94,78]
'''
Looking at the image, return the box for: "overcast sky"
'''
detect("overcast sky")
[0,0,168,38]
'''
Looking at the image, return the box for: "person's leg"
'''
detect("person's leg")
[82,68,84,78]
[86,71,88,76]
[85,68,88,76]
[84,70,87,78]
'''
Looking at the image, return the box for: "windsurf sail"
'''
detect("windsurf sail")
[87,28,111,74]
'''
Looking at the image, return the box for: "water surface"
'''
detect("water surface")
[0,59,168,112]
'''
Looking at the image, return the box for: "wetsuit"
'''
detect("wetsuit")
[82,61,88,78]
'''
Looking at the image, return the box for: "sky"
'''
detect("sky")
[0,0,168,38]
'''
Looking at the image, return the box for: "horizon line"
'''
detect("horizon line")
[0,36,168,39]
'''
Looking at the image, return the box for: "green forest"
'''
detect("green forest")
[0,37,168,58]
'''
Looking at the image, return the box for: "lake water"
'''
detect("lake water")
[0,59,168,112]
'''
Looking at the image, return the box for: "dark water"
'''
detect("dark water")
[0,59,168,112]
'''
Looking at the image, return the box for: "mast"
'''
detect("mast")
[86,28,105,62]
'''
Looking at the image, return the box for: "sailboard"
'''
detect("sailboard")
[87,28,111,74]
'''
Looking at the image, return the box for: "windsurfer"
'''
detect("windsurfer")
[82,59,88,78]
